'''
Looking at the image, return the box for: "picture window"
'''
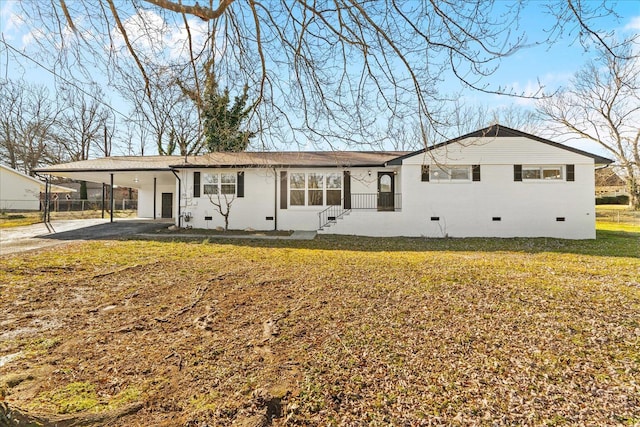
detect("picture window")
[289,172,342,207]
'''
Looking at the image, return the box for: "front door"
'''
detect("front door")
[377,172,394,211]
[161,193,173,218]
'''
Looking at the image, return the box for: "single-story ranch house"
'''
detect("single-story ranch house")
[36,125,613,239]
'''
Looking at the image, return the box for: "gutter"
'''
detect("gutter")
[34,167,174,173]
[273,167,278,231]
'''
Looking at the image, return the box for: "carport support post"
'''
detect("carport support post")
[110,173,114,223]
[46,178,51,223]
[153,177,157,220]
[171,170,181,228]
[43,177,49,222]
[101,184,105,219]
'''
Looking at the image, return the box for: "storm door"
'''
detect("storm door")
[377,172,394,211]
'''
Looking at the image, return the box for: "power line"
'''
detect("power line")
[0,37,132,121]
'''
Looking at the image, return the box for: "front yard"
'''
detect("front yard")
[0,227,638,425]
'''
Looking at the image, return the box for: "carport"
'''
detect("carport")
[35,156,182,224]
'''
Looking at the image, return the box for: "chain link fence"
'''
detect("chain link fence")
[1,199,137,214]
[595,208,640,224]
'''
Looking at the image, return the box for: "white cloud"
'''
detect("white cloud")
[509,72,572,107]
[22,28,45,47]
[110,9,213,64]
[1,1,26,42]
[624,16,640,30]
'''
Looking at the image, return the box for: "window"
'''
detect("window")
[290,173,306,206]
[220,173,236,194]
[522,166,563,180]
[203,173,237,195]
[308,173,324,206]
[429,165,471,181]
[289,172,342,207]
[203,173,218,195]
[326,173,342,205]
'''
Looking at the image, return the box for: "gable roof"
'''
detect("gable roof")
[595,168,625,186]
[387,124,614,165]
[1,164,76,192]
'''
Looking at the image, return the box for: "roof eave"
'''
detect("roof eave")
[385,125,616,165]
[171,163,393,169]
[34,167,175,173]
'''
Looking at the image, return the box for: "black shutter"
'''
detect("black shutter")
[343,171,351,209]
[514,165,522,182]
[566,164,575,181]
[280,171,287,209]
[237,171,244,197]
[193,172,200,198]
[472,165,481,182]
[421,165,430,182]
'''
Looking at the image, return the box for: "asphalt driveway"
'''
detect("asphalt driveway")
[0,219,172,255]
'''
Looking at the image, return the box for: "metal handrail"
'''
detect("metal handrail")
[318,201,351,229]
[318,193,402,229]
[349,193,402,210]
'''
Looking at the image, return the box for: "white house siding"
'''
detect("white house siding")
[323,138,597,239]
[0,167,41,211]
[138,183,175,219]
[278,168,398,231]
[176,167,400,231]
[179,168,277,230]
[400,136,591,166]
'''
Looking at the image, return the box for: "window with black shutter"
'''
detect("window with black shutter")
[421,165,430,182]
[514,165,523,181]
[193,172,200,197]
[343,171,351,209]
[472,165,481,182]
[237,171,244,197]
[566,164,575,181]
[280,171,287,209]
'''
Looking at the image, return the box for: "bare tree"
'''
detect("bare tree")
[388,102,541,151]
[57,84,111,162]
[11,1,626,153]
[207,193,236,231]
[15,1,532,149]
[115,66,203,156]
[0,80,62,175]
[537,42,640,209]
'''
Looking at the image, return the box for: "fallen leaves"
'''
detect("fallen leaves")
[0,235,638,425]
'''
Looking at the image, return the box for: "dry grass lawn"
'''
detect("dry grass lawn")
[0,230,639,426]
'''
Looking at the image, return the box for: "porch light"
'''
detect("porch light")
[133,176,139,183]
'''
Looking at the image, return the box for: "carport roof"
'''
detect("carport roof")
[35,151,410,174]
[35,155,184,173]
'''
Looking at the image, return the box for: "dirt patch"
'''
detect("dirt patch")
[0,238,639,425]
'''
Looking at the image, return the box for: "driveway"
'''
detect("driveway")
[0,219,173,255]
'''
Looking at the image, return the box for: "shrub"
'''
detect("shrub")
[596,195,629,205]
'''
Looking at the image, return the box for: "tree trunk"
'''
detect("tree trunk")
[626,169,640,210]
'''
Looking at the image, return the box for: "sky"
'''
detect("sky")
[1,0,639,157]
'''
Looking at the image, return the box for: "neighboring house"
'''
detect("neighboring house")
[36,125,613,239]
[0,164,75,211]
[595,168,627,198]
